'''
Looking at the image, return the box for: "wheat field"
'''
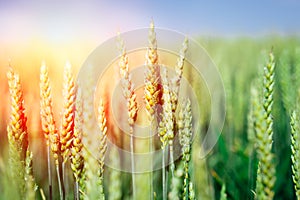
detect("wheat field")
[0,23,300,200]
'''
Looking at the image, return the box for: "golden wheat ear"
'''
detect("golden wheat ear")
[6,67,29,199]
[60,61,76,164]
[40,63,63,199]
[7,68,28,155]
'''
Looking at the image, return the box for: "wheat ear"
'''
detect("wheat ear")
[60,62,76,198]
[254,52,276,200]
[97,99,108,199]
[170,37,188,113]
[61,62,76,163]
[290,111,300,198]
[117,34,138,199]
[40,64,63,200]
[71,88,85,200]
[158,67,174,200]
[144,20,162,199]
[178,99,193,200]
[7,68,29,199]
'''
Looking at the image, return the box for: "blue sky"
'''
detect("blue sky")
[0,0,300,43]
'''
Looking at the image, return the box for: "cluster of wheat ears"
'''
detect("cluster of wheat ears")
[3,22,196,200]
[3,22,300,200]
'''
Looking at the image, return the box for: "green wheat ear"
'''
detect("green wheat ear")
[290,110,300,198]
[178,98,193,200]
[254,52,276,200]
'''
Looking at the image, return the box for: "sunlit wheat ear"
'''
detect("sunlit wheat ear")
[170,37,188,113]
[117,34,138,133]
[25,150,37,200]
[40,64,60,165]
[61,62,76,164]
[7,68,28,155]
[290,111,300,198]
[178,99,193,200]
[144,20,161,119]
[71,88,85,199]
[254,52,276,200]
[7,68,29,199]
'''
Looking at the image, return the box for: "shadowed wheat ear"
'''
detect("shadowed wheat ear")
[178,98,193,200]
[254,52,276,200]
[40,63,62,200]
[71,88,85,200]
[290,110,300,198]
[117,33,138,199]
[7,68,29,199]
[61,62,76,164]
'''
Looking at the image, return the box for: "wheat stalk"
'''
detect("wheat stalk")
[170,37,188,113]
[6,68,29,199]
[144,20,162,200]
[97,99,108,199]
[40,63,63,200]
[254,52,276,200]
[290,111,300,199]
[71,88,85,200]
[144,20,161,118]
[117,34,138,199]
[59,62,76,199]
[158,67,174,200]
[178,99,193,200]
[61,62,76,163]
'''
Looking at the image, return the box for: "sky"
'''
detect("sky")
[1,0,300,44]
